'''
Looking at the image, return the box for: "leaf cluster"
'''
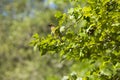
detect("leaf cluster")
[31,0,120,79]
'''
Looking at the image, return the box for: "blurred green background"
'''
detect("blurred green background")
[0,0,72,80]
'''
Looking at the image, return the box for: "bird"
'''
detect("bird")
[48,23,56,36]
[48,23,64,42]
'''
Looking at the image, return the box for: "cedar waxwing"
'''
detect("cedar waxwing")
[48,24,56,36]
[48,24,64,42]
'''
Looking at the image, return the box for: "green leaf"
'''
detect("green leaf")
[32,33,39,39]
[55,11,62,19]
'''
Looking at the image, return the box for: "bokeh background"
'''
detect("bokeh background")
[0,0,73,80]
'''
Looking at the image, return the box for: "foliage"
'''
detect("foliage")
[31,0,120,79]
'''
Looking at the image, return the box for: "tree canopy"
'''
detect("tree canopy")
[31,0,120,79]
